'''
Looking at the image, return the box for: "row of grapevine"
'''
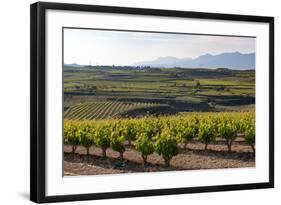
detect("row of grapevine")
[64,101,160,120]
[64,111,255,167]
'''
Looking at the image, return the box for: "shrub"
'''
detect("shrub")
[110,129,126,160]
[198,121,215,150]
[238,113,254,133]
[95,125,111,158]
[64,125,79,154]
[78,125,95,157]
[134,133,154,164]
[218,120,237,152]
[154,130,179,167]
[245,121,255,153]
[176,119,198,150]
[121,121,137,146]
[142,119,158,139]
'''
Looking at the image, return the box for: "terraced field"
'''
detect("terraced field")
[64,101,161,120]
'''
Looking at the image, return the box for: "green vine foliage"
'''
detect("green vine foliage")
[134,133,154,164]
[154,129,179,167]
[94,124,111,158]
[64,124,80,154]
[110,125,126,160]
[198,120,216,150]
[63,111,255,165]
[77,124,95,156]
[218,119,237,152]
[245,120,255,153]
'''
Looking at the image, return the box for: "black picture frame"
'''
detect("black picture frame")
[30,2,274,203]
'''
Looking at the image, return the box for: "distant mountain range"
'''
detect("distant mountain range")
[134,52,255,70]
[64,63,85,67]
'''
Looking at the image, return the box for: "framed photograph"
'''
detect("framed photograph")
[30,2,274,203]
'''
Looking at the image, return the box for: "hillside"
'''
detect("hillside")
[134,52,255,70]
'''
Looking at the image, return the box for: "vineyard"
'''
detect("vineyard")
[63,66,255,174]
[64,111,255,167]
[64,101,162,120]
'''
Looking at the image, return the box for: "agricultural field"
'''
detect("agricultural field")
[64,66,255,120]
[64,101,163,120]
[63,65,255,176]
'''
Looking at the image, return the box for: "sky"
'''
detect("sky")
[63,28,255,66]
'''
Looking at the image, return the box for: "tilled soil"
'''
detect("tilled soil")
[64,141,255,176]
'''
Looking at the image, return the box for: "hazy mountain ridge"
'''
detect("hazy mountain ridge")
[134,52,255,70]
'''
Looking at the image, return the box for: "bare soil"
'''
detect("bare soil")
[64,141,255,176]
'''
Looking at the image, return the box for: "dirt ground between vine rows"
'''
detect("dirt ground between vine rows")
[64,140,255,176]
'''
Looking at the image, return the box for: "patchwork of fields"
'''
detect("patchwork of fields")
[64,66,255,120]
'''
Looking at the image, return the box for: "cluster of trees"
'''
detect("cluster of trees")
[64,112,255,167]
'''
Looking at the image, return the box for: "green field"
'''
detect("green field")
[64,66,255,120]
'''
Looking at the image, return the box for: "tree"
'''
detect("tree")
[216,84,225,91]
[194,80,201,89]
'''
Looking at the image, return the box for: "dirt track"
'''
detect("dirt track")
[64,142,255,176]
